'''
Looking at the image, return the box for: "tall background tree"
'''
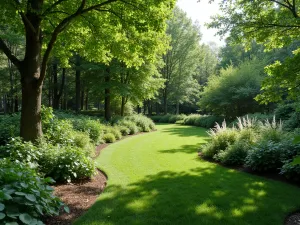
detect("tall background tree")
[0,0,175,141]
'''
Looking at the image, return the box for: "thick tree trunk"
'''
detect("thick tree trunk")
[137,105,141,114]
[75,56,81,112]
[121,96,125,116]
[20,77,42,141]
[104,67,111,121]
[156,102,159,115]
[143,100,147,115]
[3,95,7,114]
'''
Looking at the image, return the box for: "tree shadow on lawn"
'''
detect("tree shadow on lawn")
[160,125,209,138]
[158,144,207,155]
[75,165,300,225]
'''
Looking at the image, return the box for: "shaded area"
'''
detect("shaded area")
[158,144,206,155]
[45,171,107,225]
[161,125,209,138]
[75,166,300,225]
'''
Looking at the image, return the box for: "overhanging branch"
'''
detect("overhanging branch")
[0,38,21,69]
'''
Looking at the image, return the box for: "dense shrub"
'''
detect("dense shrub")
[38,142,95,182]
[183,114,200,125]
[245,141,284,172]
[214,141,249,165]
[103,126,122,140]
[280,161,300,181]
[117,126,130,136]
[124,115,155,132]
[258,118,284,142]
[0,159,67,224]
[0,114,20,145]
[102,133,116,143]
[201,123,239,159]
[117,120,139,134]
[71,118,102,144]
[1,139,95,183]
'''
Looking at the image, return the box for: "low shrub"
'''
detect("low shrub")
[1,138,96,183]
[102,133,116,143]
[125,115,155,132]
[38,142,95,182]
[103,126,122,140]
[201,123,239,159]
[71,118,102,144]
[258,118,284,143]
[245,141,283,172]
[0,159,67,224]
[280,160,300,181]
[117,126,130,136]
[117,120,139,135]
[214,141,249,165]
[183,114,201,126]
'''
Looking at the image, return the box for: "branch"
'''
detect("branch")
[38,0,119,86]
[270,0,299,18]
[0,38,21,69]
[42,0,68,16]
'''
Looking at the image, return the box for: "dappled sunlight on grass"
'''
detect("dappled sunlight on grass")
[75,124,300,225]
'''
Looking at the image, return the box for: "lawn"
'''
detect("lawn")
[75,124,300,225]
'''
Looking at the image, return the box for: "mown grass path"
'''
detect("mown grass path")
[75,124,300,225]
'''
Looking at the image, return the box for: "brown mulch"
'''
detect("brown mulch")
[44,131,156,225]
[44,170,107,225]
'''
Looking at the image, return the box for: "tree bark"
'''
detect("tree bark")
[163,88,168,115]
[85,89,88,110]
[156,102,159,115]
[75,55,81,112]
[14,96,18,112]
[121,96,126,116]
[105,67,111,121]
[80,88,84,111]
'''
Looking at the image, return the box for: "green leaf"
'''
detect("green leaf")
[25,194,36,202]
[5,222,19,225]
[0,203,4,211]
[0,212,5,220]
[291,156,300,166]
[293,136,300,144]
[15,192,26,196]
[19,213,32,224]
[64,206,70,213]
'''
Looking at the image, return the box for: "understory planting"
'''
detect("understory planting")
[0,107,155,224]
[199,117,300,181]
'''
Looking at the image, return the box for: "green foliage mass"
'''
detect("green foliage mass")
[0,159,67,225]
[199,59,265,118]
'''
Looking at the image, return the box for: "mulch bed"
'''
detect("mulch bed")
[44,131,156,225]
[44,170,107,225]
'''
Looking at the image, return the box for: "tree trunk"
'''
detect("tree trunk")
[19,10,43,141]
[104,67,111,121]
[148,100,152,116]
[3,95,7,114]
[85,89,88,110]
[156,102,159,115]
[75,55,81,112]
[163,89,168,115]
[121,96,125,116]
[176,101,179,115]
[137,105,141,114]
[20,68,43,141]
[52,60,59,109]
[80,88,84,111]
[143,100,147,115]
[14,96,18,112]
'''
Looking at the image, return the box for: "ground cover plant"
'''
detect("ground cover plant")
[75,124,300,225]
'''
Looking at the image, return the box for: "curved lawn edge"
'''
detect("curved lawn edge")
[45,130,156,225]
[75,124,300,225]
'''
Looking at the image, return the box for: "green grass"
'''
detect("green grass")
[75,124,300,225]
